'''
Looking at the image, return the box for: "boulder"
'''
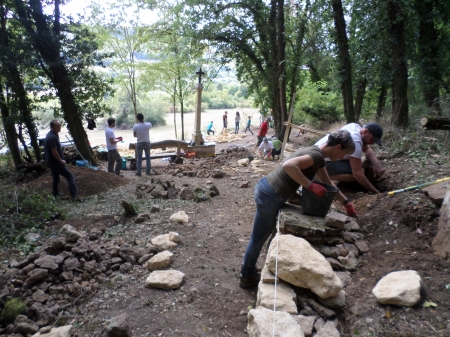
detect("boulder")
[256,281,298,314]
[338,252,358,271]
[432,191,450,259]
[169,211,189,224]
[145,270,185,290]
[324,211,347,229]
[135,213,150,224]
[31,325,73,337]
[267,234,342,298]
[24,268,48,288]
[317,290,346,309]
[106,313,131,337]
[247,306,304,337]
[423,181,450,205]
[151,234,178,250]
[293,315,316,337]
[59,224,83,243]
[14,315,39,335]
[314,321,340,337]
[169,232,180,242]
[372,270,421,306]
[145,251,174,271]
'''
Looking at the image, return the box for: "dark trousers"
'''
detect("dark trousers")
[207,130,215,135]
[50,164,77,197]
[108,149,122,175]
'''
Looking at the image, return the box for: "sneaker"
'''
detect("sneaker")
[135,173,142,176]
[239,272,261,288]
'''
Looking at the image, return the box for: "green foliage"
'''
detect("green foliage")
[0,298,27,325]
[202,82,251,109]
[294,74,343,124]
[0,186,60,249]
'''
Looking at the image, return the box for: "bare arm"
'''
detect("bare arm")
[110,137,120,144]
[363,146,385,178]
[316,167,348,203]
[133,131,137,137]
[51,147,65,164]
[349,156,380,194]
[282,155,315,188]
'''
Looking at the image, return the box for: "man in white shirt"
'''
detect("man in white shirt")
[315,122,384,194]
[258,137,274,157]
[105,118,122,175]
[132,113,153,176]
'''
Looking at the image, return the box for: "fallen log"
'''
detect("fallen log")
[420,116,450,130]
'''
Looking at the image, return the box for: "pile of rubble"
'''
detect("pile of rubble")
[248,204,423,337]
[211,132,247,143]
[0,222,173,336]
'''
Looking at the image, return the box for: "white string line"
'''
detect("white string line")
[272,210,281,336]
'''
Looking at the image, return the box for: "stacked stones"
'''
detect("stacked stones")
[248,204,369,337]
[0,224,162,336]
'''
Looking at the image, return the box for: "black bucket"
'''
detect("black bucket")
[302,182,339,217]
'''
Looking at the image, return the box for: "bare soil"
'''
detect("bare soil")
[3,129,450,337]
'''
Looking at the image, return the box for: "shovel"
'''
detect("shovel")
[388,177,450,196]
[65,135,98,170]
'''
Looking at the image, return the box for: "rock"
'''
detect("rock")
[342,231,361,243]
[151,234,177,250]
[135,213,150,224]
[423,181,450,205]
[239,181,249,188]
[64,258,80,271]
[261,264,278,284]
[169,232,180,242]
[335,271,352,288]
[324,211,347,229]
[14,315,39,335]
[314,317,326,332]
[343,243,359,257]
[267,234,342,298]
[24,268,48,288]
[293,315,315,337]
[169,211,189,224]
[34,256,60,272]
[211,169,225,178]
[32,289,49,303]
[206,184,220,197]
[119,262,133,274]
[150,204,160,213]
[145,251,173,271]
[145,270,185,290]
[256,281,298,314]
[24,233,41,243]
[306,299,336,319]
[372,270,421,306]
[59,224,83,243]
[44,238,66,255]
[338,252,359,271]
[279,205,343,237]
[119,246,143,264]
[317,290,346,309]
[314,321,340,337]
[106,313,131,337]
[39,326,52,334]
[31,325,73,337]
[137,254,154,265]
[355,241,369,253]
[432,191,450,258]
[238,158,250,166]
[247,306,304,337]
[344,218,360,231]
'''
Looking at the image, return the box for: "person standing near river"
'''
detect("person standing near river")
[133,113,153,176]
[105,118,123,176]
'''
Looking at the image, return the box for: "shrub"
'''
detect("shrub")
[0,298,27,325]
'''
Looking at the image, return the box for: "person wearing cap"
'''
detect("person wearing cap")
[315,122,385,194]
[258,137,273,157]
[255,117,270,147]
[206,121,215,135]
[240,130,357,288]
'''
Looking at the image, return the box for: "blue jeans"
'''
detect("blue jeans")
[241,178,286,277]
[50,164,78,197]
[136,142,151,175]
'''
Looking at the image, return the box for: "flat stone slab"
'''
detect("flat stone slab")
[279,204,343,237]
[423,181,450,205]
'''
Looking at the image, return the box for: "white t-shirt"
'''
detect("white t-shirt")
[132,122,152,143]
[105,127,116,150]
[259,141,274,152]
[315,123,363,161]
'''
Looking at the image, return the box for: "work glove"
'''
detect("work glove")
[345,202,357,217]
[307,182,327,198]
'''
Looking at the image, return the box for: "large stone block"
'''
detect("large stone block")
[372,270,421,307]
[247,306,304,337]
[256,281,298,314]
[432,191,450,258]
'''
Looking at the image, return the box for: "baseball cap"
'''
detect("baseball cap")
[364,123,383,146]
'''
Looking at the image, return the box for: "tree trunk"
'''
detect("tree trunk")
[173,79,177,139]
[354,77,367,122]
[331,0,355,123]
[13,0,96,164]
[178,75,184,140]
[388,0,409,127]
[420,116,450,130]
[416,0,441,114]
[276,0,287,140]
[376,83,388,121]
[0,84,22,167]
